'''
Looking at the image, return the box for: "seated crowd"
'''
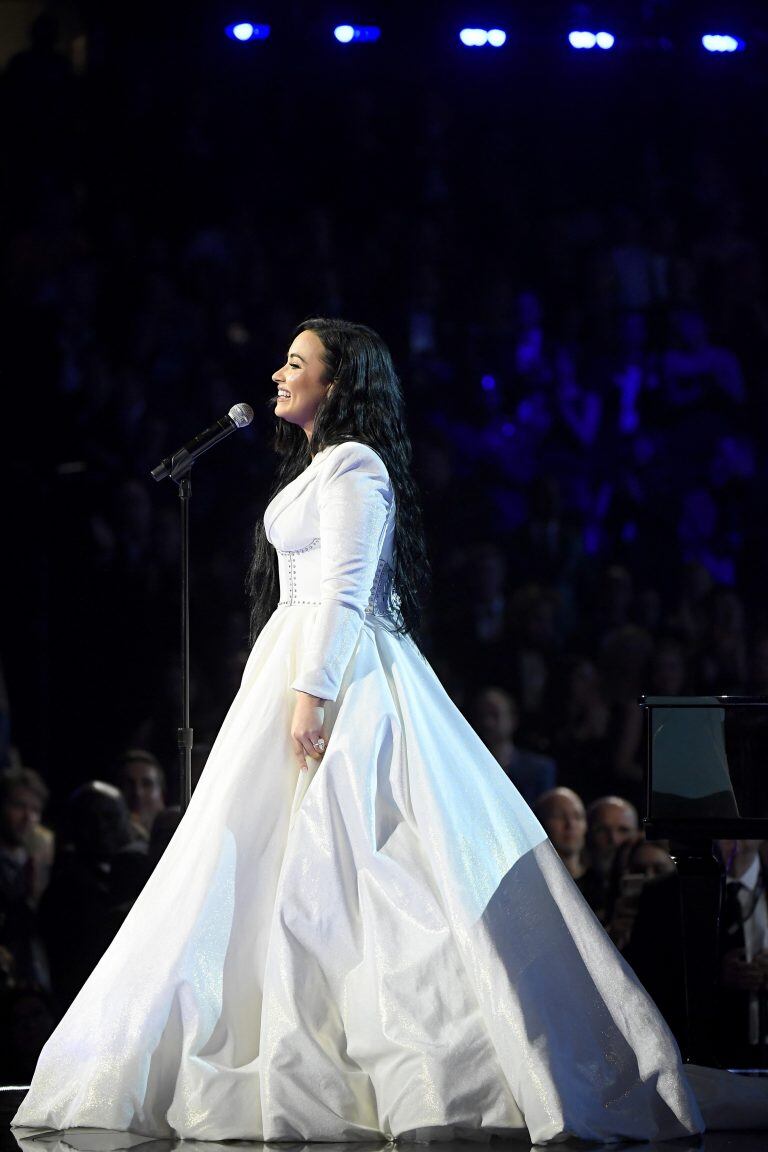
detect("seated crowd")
[0,760,181,1080]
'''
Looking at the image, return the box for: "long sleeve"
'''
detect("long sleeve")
[291,443,393,702]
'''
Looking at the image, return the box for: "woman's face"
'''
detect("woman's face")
[272,329,332,438]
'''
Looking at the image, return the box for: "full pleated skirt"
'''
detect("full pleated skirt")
[13,607,703,1144]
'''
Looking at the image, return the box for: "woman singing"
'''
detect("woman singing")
[14,318,705,1143]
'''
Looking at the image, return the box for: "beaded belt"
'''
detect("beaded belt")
[277,541,401,625]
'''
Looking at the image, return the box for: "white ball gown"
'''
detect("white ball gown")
[12,440,715,1143]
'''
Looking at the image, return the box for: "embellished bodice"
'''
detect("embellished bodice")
[276,538,400,625]
[261,441,400,701]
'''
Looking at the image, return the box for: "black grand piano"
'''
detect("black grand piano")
[639,695,768,1069]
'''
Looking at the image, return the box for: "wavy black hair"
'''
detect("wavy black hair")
[246,318,431,648]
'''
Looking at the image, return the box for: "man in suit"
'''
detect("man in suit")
[715,838,768,1068]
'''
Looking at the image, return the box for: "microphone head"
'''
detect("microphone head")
[229,402,254,429]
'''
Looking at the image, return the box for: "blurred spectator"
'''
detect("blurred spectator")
[598,626,654,807]
[450,543,514,689]
[580,795,639,922]
[534,787,587,881]
[508,476,583,594]
[698,588,749,694]
[605,835,675,951]
[592,566,636,644]
[665,561,714,647]
[588,795,640,858]
[507,584,562,743]
[41,781,148,1010]
[113,749,167,840]
[472,687,556,806]
[663,308,746,407]
[649,636,691,697]
[0,766,51,990]
[549,657,611,801]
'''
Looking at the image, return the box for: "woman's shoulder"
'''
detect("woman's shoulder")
[315,439,389,479]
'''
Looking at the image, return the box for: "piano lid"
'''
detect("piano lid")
[640,695,768,839]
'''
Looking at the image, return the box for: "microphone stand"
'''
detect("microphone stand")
[151,451,196,811]
[151,402,254,812]
[161,452,197,813]
[176,467,193,813]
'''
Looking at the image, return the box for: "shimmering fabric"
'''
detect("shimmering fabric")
[14,441,704,1143]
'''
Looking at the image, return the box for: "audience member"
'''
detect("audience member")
[534,787,587,881]
[715,838,768,1067]
[41,781,148,1010]
[113,749,167,839]
[549,656,611,800]
[472,687,556,806]
[605,835,675,951]
[0,766,51,990]
[579,795,639,922]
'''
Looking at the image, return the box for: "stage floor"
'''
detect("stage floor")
[3,1089,768,1152]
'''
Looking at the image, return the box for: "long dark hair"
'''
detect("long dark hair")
[246,318,430,647]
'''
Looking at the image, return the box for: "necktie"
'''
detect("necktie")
[724,881,746,951]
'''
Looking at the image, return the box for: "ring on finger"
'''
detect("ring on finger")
[312,737,325,752]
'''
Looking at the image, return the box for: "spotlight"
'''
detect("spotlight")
[702,34,744,53]
[481,375,496,391]
[568,31,596,49]
[460,29,488,47]
[333,24,381,43]
[459,28,507,48]
[568,30,615,50]
[225,23,270,42]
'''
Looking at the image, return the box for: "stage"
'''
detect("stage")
[3,1085,768,1152]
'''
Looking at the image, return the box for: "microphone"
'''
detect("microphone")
[151,403,254,482]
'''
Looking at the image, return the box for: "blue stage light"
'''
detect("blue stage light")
[568,30,615,50]
[459,28,507,48]
[334,24,381,43]
[481,375,496,391]
[569,31,596,49]
[460,29,488,47]
[225,23,270,42]
[702,34,744,53]
[460,28,507,47]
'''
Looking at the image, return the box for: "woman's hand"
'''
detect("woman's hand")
[291,691,327,772]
